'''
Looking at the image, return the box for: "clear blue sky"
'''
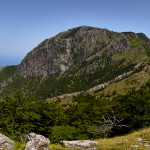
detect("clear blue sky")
[0,0,150,66]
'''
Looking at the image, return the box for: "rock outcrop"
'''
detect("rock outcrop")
[25,133,50,150]
[60,140,99,149]
[0,133,15,150]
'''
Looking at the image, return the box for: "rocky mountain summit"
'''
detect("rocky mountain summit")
[18,26,117,76]
[0,26,150,98]
[17,26,149,77]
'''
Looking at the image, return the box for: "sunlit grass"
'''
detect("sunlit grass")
[96,128,150,150]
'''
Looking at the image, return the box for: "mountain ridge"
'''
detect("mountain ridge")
[0,26,150,99]
[17,26,149,77]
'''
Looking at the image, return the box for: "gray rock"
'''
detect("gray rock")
[0,133,15,150]
[25,133,50,150]
[130,145,139,148]
[60,140,99,149]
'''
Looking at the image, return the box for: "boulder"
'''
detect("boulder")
[25,133,50,150]
[0,133,15,150]
[60,140,99,149]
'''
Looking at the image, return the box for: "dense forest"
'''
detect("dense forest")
[1,81,150,144]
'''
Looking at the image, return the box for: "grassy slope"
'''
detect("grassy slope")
[97,128,150,150]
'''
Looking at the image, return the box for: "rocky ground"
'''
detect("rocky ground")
[0,132,99,150]
[2,128,150,149]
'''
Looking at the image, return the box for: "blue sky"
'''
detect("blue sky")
[0,0,150,65]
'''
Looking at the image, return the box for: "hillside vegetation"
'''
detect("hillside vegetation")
[1,81,150,146]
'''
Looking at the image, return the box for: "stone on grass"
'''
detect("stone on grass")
[25,133,50,150]
[130,145,139,148]
[60,140,98,149]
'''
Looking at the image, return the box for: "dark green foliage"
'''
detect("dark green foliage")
[49,126,77,143]
[0,92,66,142]
[110,86,150,136]
[0,92,108,142]
[1,81,150,143]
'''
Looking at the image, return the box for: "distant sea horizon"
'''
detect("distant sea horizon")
[0,55,23,67]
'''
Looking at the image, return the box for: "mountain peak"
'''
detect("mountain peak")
[17,26,150,77]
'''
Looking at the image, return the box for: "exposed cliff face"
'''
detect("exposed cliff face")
[17,26,132,76]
